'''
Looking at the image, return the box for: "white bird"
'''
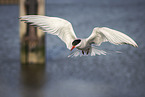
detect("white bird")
[19,15,138,57]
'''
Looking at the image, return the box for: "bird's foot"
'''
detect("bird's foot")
[82,50,84,55]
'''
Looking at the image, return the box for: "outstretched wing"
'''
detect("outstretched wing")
[19,15,77,50]
[87,27,138,47]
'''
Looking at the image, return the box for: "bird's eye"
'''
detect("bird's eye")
[72,39,81,46]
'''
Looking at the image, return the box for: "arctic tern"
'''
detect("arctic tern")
[19,15,138,57]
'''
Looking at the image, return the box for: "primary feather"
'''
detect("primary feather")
[87,27,138,47]
[20,15,77,50]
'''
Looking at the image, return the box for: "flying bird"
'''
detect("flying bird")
[19,15,138,57]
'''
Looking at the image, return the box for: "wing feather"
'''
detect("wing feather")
[20,15,77,50]
[87,27,138,47]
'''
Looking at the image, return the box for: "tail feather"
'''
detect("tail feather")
[90,47,107,56]
[68,47,107,57]
[68,50,82,57]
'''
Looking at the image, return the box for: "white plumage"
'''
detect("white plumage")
[87,27,138,47]
[20,15,138,57]
[20,15,77,49]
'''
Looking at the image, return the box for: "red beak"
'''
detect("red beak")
[71,46,75,51]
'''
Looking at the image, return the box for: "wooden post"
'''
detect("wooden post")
[21,63,46,97]
[19,0,45,65]
[0,0,18,4]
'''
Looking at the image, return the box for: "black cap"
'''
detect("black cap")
[72,39,81,46]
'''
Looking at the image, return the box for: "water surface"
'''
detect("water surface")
[0,0,145,97]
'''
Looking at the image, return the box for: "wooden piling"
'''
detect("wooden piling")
[19,0,45,65]
[0,0,18,4]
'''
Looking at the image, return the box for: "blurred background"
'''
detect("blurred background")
[0,0,145,97]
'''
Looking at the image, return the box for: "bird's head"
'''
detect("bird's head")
[71,39,81,51]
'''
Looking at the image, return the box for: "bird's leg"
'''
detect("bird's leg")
[82,50,84,55]
[86,48,90,55]
[84,48,89,55]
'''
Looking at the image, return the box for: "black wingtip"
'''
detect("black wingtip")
[134,45,138,48]
[130,44,138,48]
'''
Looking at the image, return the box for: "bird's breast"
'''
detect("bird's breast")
[76,41,91,50]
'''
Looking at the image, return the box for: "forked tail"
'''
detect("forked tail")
[68,46,107,57]
[68,50,82,57]
[90,46,107,56]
